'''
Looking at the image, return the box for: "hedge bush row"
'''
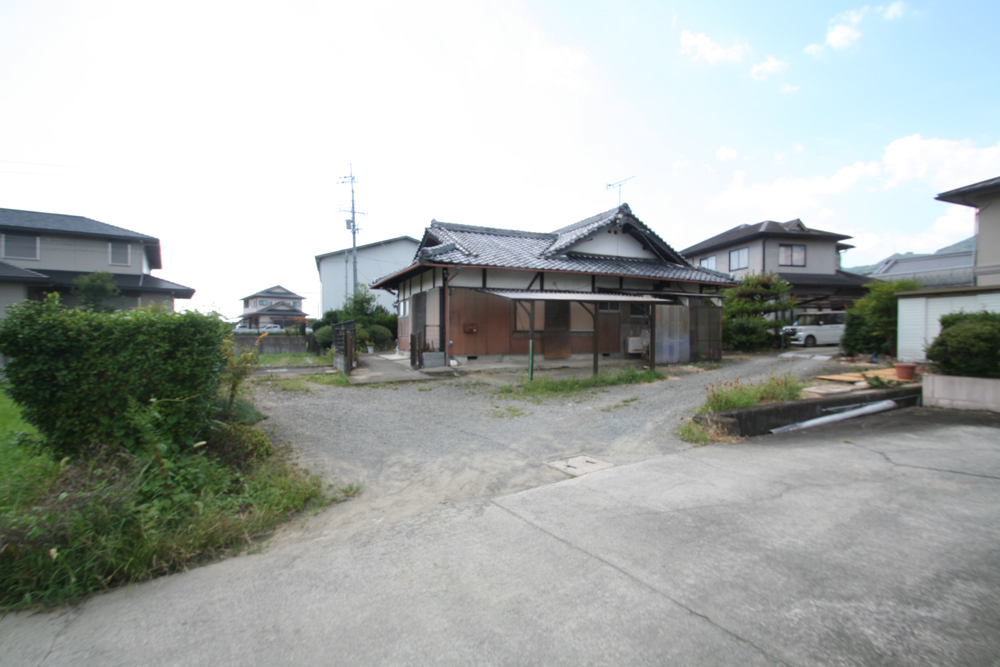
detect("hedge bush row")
[927,311,1000,378]
[0,295,230,457]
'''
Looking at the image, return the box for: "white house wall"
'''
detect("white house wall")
[567,232,655,259]
[0,283,27,318]
[763,238,838,275]
[976,199,1000,286]
[897,291,1000,361]
[318,238,419,314]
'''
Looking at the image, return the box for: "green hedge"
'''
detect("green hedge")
[0,295,229,457]
[926,313,1000,378]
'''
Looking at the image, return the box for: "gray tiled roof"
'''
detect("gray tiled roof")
[375,205,734,287]
[0,260,50,283]
[0,208,163,269]
[680,219,851,257]
[779,271,872,287]
[241,285,306,301]
[34,270,195,299]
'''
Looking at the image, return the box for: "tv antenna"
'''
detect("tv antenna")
[606,176,635,205]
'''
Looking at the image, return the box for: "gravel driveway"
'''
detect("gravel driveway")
[254,354,831,533]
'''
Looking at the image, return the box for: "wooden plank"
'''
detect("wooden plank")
[817,368,904,383]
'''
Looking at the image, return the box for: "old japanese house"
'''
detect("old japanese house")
[370,204,736,366]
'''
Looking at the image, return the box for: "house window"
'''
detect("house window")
[569,302,594,331]
[729,247,749,271]
[514,302,545,332]
[598,301,620,312]
[2,233,39,260]
[779,244,806,266]
[699,256,716,270]
[259,299,269,306]
[291,301,300,307]
[109,241,130,265]
[400,298,409,317]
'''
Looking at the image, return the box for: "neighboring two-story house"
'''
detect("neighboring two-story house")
[0,207,194,317]
[679,219,871,310]
[237,286,308,329]
[897,176,1000,361]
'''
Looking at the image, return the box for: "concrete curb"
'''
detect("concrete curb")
[693,384,923,436]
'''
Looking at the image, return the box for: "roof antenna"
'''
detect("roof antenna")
[606,176,635,206]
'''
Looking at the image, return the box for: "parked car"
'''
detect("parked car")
[782,311,846,347]
[233,324,283,334]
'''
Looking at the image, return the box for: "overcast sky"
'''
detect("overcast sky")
[1,0,998,318]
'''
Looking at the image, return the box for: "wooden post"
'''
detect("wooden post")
[649,303,656,370]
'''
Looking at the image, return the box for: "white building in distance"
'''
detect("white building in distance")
[315,236,419,315]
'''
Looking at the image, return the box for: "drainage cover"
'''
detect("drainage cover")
[547,455,614,477]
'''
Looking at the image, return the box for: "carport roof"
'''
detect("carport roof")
[477,289,708,303]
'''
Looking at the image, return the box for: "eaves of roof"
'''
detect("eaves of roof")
[34,270,195,299]
[0,260,51,283]
[314,236,421,267]
[240,285,306,301]
[680,221,852,257]
[935,175,1000,207]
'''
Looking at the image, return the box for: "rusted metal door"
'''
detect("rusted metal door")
[654,305,690,364]
[543,301,571,359]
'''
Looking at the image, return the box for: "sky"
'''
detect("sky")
[1,0,998,318]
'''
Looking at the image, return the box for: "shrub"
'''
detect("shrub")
[313,325,334,349]
[926,320,1000,378]
[367,324,393,349]
[842,279,921,356]
[722,316,772,352]
[939,310,1000,330]
[0,295,230,458]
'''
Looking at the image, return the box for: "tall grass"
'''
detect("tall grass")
[0,390,333,610]
[698,374,802,413]
[495,366,664,402]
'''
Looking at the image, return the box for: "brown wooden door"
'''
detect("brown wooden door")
[543,301,571,359]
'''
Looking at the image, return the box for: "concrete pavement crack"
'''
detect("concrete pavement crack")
[846,442,1000,481]
[491,500,799,667]
[33,605,83,667]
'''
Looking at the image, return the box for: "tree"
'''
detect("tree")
[71,271,121,312]
[840,279,920,357]
[720,272,796,351]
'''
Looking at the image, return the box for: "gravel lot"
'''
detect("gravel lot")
[254,354,832,535]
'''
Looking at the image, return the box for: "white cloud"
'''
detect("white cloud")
[679,30,746,64]
[880,1,905,19]
[807,6,868,55]
[710,161,880,219]
[880,134,1000,190]
[844,206,975,264]
[749,56,787,80]
[793,143,804,152]
[780,83,800,93]
[715,146,738,162]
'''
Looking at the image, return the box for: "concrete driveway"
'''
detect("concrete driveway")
[3,406,999,666]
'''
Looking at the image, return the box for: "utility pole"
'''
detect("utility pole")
[340,165,358,296]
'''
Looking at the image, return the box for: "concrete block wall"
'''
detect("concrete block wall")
[923,375,1000,412]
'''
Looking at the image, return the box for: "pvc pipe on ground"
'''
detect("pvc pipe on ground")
[770,400,898,434]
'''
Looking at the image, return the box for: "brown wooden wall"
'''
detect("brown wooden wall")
[447,289,629,356]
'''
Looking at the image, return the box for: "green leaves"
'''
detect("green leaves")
[0,295,230,458]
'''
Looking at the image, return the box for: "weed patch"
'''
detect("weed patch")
[495,367,664,402]
[698,374,801,413]
[601,397,640,412]
[257,353,329,367]
[491,405,528,418]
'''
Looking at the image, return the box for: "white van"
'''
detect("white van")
[782,311,846,347]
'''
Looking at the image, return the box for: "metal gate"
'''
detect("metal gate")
[689,305,723,362]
